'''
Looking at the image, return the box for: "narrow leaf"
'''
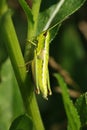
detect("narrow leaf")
[36,0,86,35]
[43,0,65,31]
[55,74,81,130]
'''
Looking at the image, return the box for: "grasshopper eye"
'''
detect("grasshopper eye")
[43,31,47,37]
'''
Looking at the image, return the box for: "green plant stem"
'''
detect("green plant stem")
[0,0,7,15]
[27,0,42,39]
[0,10,44,130]
[31,0,42,35]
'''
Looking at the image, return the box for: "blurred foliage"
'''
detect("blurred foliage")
[0,59,24,130]
[50,22,87,91]
[75,93,87,127]
[10,114,33,130]
[0,0,87,130]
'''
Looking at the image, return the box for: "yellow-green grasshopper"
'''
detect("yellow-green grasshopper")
[25,31,52,99]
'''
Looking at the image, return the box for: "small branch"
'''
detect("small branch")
[54,86,81,98]
[49,57,80,90]
[78,21,87,40]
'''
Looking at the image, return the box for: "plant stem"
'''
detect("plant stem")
[31,0,42,35]
[0,9,44,130]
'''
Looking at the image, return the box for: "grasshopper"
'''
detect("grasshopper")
[25,31,52,99]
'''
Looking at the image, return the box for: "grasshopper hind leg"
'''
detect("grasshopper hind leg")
[47,69,52,95]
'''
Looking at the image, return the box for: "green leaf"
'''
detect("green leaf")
[0,59,13,130]
[36,0,86,35]
[54,74,81,130]
[49,24,60,43]
[75,93,87,126]
[0,59,24,130]
[9,114,33,130]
